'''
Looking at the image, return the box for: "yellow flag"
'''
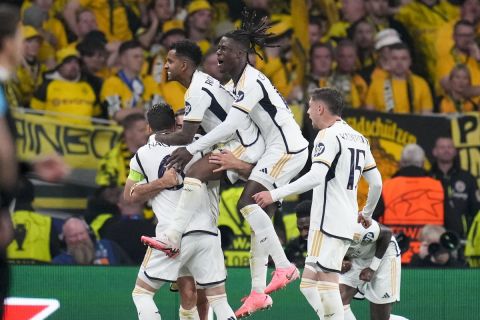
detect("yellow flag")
[291,0,309,87]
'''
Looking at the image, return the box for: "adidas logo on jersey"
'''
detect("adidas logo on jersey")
[260,237,267,243]
[259,168,268,174]
[382,293,390,298]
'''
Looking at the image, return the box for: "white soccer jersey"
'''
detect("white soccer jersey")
[347,220,401,260]
[184,70,234,134]
[129,135,219,235]
[231,64,308,153]
[310,120,377,240]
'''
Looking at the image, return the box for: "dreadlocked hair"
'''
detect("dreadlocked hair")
[223,8,277,61]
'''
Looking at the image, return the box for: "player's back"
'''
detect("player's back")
[184,70,234,134]
[311,120,376,240]
[231,64,308,153]
[347,221,400,261]
[134,135,219,235]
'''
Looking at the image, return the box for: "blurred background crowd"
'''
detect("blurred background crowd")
[2,0,479,270]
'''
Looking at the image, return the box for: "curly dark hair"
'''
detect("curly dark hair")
[223,8,277,61]
[146,103,175,131]
[170,40,203,67]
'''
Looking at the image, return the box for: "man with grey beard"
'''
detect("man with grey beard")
[53,217,130,265]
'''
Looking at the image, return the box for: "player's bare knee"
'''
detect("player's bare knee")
[370,304,391,320]
[177,277,198,309]
[185,166,205,181]
[179,289,197,309]
[203,283,226,297]
[237,193,254,212]
[302,263,318,281]
[135,277,159,293]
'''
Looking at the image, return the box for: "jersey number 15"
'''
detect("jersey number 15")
[347,148,365,190]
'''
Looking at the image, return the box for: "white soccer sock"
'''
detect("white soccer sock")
[317,281,344,320]
[207,294,236,319]
[344,304,357,320]
[250,233,268,293]
[166,178,204,243]
[179,306,200,320]
[240,204,290,268]
[132,285,161,320]
[300,278,324,319]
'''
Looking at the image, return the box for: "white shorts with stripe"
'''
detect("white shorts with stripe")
[214,122,265,184]
[248,146,308,191]
[138,233,227,288]
[305,229,351,273]
[340,244,401,304]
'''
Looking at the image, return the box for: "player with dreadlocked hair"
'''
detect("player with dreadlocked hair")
[158,10,309,318]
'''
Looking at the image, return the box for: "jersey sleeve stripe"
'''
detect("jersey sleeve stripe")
[201,87,228,121]
[184,119,202,123]
[363,165,377,172]
[312,159,331,167]
[232,104,251,114]
[135,153,149,183]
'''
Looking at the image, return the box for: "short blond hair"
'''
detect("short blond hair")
[419,225,446,244]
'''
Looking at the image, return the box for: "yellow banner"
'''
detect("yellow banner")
[451,112,480,187]
[12,109,122,169]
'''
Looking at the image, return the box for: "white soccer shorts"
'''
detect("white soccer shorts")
[138,233,226,288]
[248,146,308,191]
[340,244,401,304]
[177,233,227,288]
[305,229,351,273]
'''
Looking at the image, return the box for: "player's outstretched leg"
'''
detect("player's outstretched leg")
[142,156,222,256]
[238,181,299,294]
[132,278,163,320]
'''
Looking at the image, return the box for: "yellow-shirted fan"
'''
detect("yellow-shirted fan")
[13,26,48,107]
[30,47,101,124]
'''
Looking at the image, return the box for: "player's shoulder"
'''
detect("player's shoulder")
[336,120,371,146]
[238,64,266,90]
[193,71,219,90]
[137,135,177,156]
[314,124,340,142]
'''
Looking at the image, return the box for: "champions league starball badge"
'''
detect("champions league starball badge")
[313,143,325,157]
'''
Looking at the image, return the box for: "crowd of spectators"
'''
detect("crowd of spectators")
[3,0,480,267]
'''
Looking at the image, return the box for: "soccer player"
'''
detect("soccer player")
[340,220,401,320]
[152,39,263,183]
[254,88,383,319]
[127,104,237,320]
[153,15,310,317]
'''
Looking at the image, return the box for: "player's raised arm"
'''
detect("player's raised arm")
[254,163,330,208]
[156,121,201,146]
[254,127,340,208]
[166,107,250,169]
